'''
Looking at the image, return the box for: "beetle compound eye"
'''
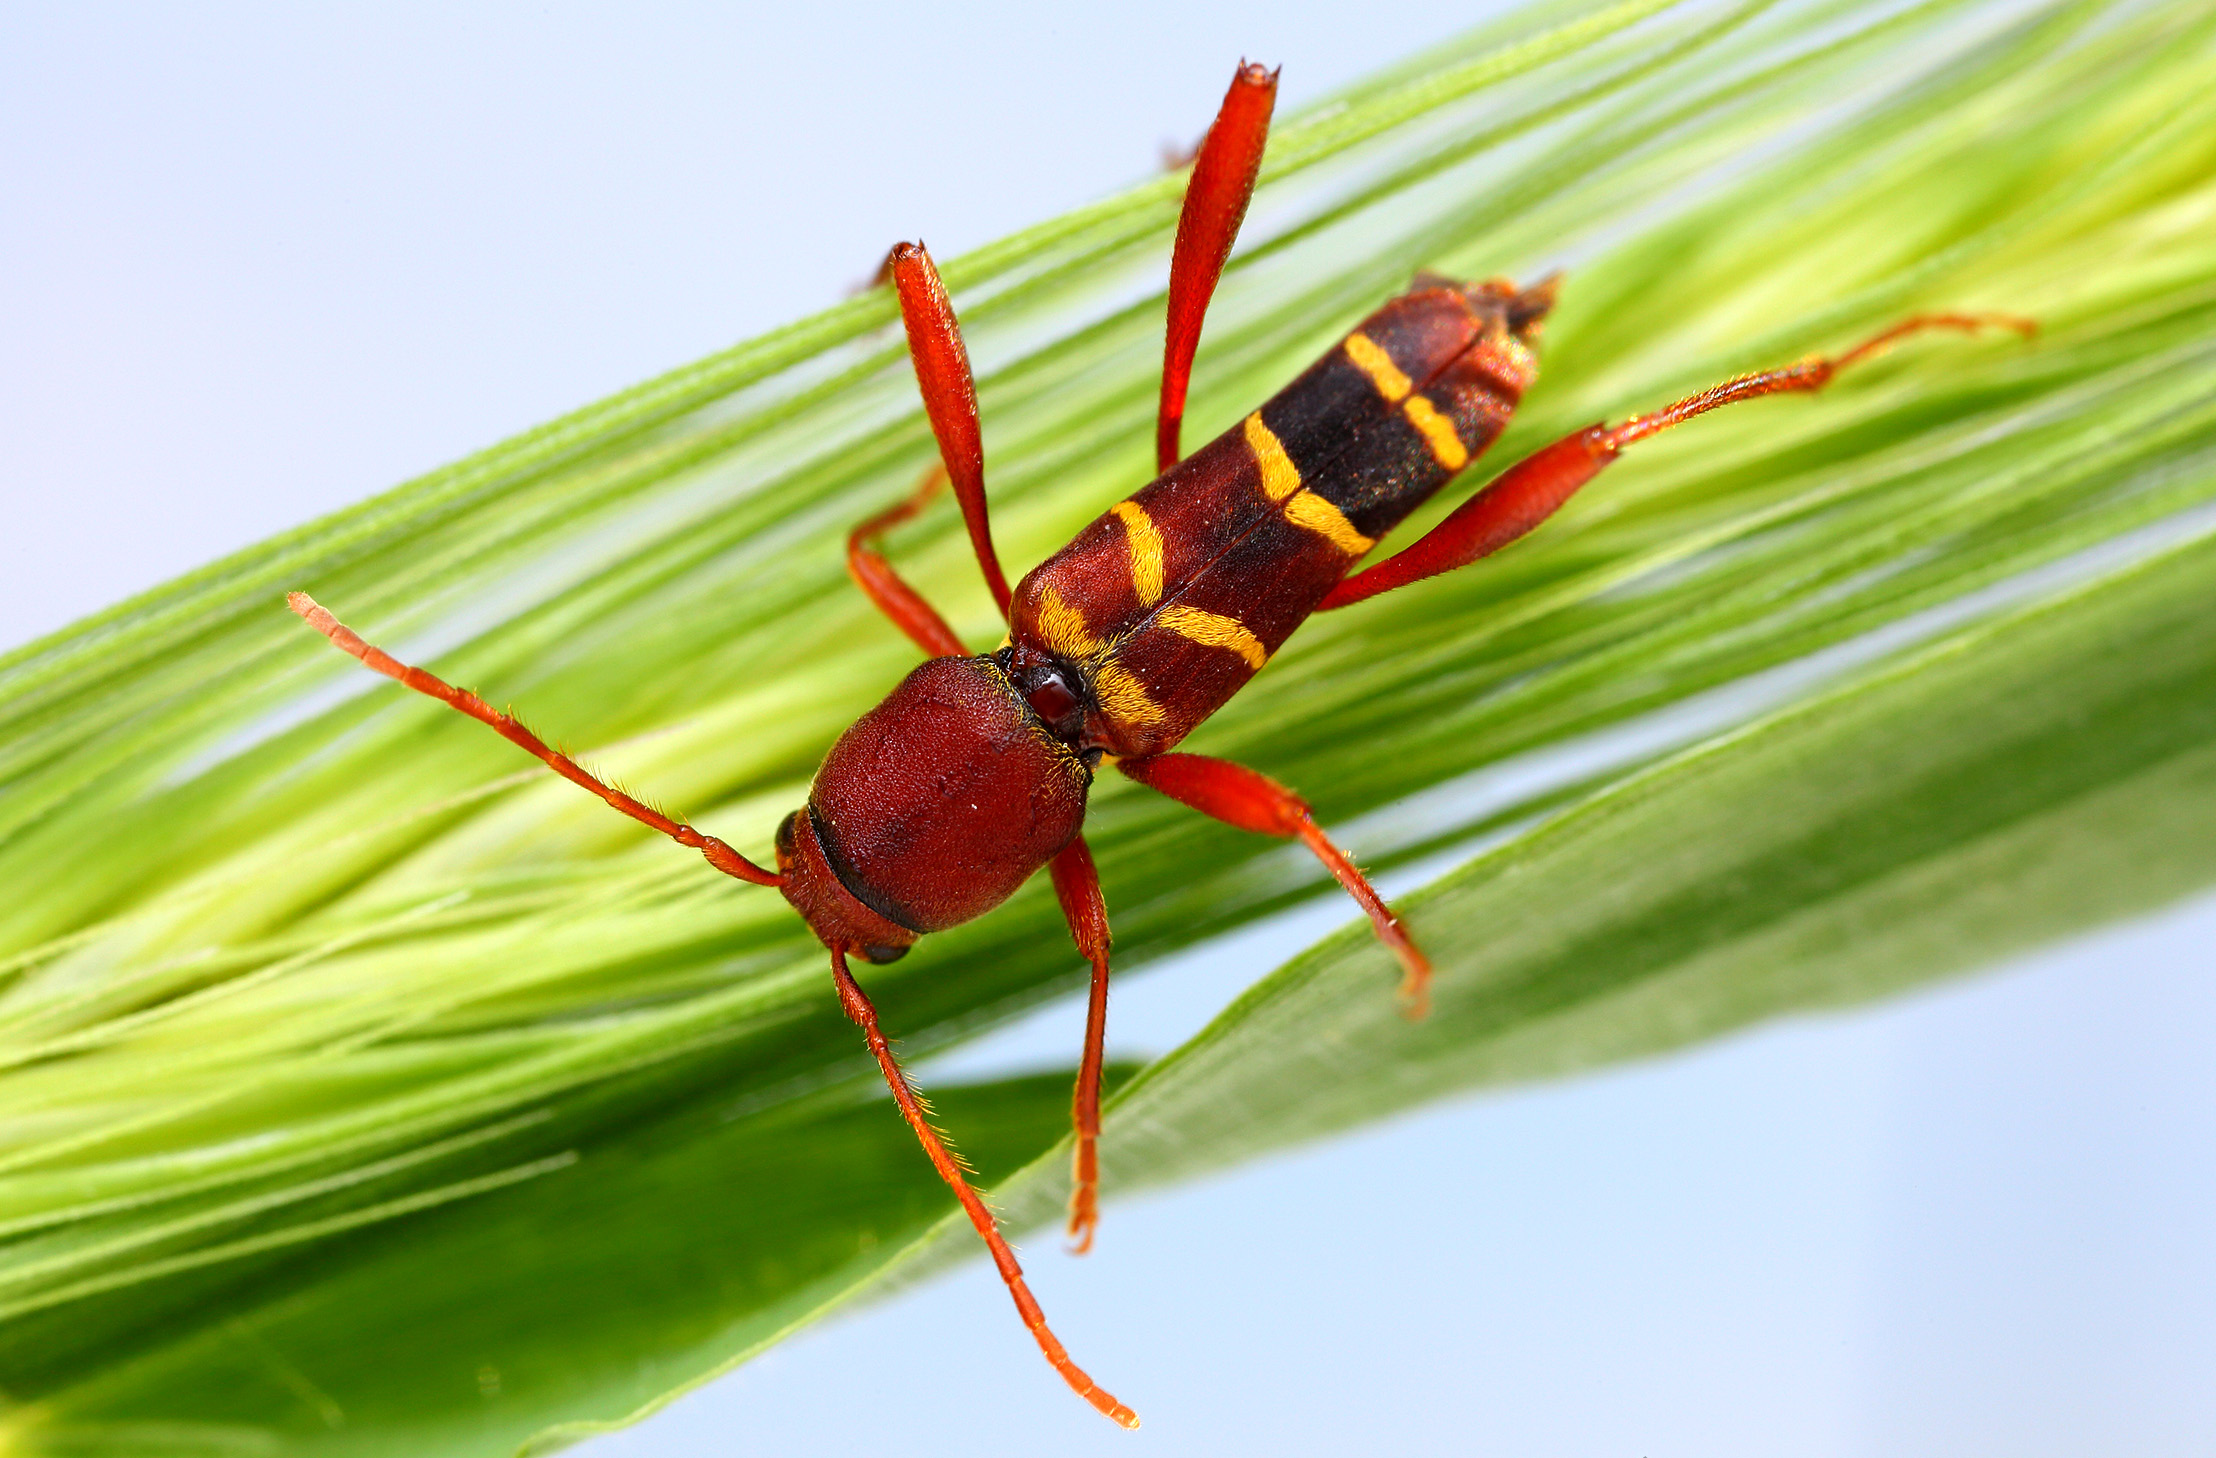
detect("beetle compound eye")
[1025,668,1083,729]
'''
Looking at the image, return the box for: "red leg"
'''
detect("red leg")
[829,948,1138,1428]
[1048,836,1113,1254]
[1157,62,1277,473]
[887,242,1013,619]
[287,594,780,886]
[1321,312,2036,611]
[847,464,970,659]
[1119,753,1431,1016]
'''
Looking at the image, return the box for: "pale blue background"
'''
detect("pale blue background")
[4,6,2211,1455]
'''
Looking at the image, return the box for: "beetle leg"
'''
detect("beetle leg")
[846,464,971,658]
[1158,62,1277,473]
[886,242,1014,618]
[1119,752,1431,1016]
[1320,312,2036,611]
[1048,835,1114,1254]
[829,948,1139,1428]
[286,594,781,886]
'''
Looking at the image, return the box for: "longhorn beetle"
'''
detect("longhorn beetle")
[290,62,2032,1427]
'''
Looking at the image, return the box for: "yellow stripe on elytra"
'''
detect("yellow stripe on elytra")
[1092,660,1163,726]
[1244,410,1374,556]
[1033,584,1100,659]
[1111,501,1165,607]
[1402,395,1469,471]
[1345,332,1412,403]
[1158,605,1268,670]
[1284,491,1375,556]
[1032,582,1159,726]
[1243,413,1302,502]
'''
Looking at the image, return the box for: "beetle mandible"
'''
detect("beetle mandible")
[290,62,2032,1427]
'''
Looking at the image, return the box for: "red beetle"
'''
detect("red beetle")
[293,62,2029,1425]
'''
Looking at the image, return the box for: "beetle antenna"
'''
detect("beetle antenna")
[287,594,782,887]
[830,948,1139,1428]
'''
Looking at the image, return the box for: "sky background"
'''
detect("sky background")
[4,5,2211,1454]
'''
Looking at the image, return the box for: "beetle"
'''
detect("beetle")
[289,62,2030,1427]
